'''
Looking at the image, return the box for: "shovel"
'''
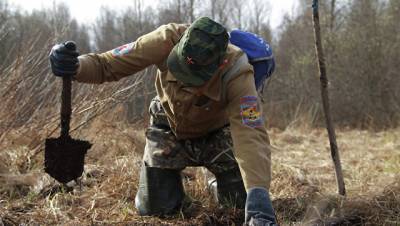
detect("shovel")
[45,41,92,184]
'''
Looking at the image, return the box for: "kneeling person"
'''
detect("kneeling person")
[49,17,276,225]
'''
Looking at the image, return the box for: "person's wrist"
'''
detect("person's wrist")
[71,63,80,80]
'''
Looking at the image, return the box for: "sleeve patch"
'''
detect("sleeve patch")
[112,43,135,56]
[240,96,263,128]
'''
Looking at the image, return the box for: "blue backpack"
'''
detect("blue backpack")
[228,30,275,91]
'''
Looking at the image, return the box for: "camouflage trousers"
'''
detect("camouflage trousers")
[144,97,240,175]
[136,97,246,215]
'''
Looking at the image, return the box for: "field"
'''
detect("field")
[1,0,400,225]
[1,116,399,225]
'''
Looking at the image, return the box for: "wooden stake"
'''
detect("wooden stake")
[312,0,346,196]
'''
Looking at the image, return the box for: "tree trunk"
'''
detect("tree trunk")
[312,0,346,196]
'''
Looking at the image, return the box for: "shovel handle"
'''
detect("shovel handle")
[60,76,72,139]
[60,41,76,139]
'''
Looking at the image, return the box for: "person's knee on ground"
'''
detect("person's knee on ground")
[207,167,247,209]
[135,164,185,216]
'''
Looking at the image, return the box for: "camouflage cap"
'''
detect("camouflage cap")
[167,17,229,86]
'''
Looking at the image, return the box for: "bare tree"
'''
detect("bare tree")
[251,0,265,34]
[250,0,267,34]
[230,0,245,29]
[133,0,144,33]
[329,0,336,31]
[93,7,119,51]
[207,0,230,25]
[157,0,184,24]
[187,0,195,22]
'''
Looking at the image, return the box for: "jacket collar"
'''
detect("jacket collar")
[166,69,222,101]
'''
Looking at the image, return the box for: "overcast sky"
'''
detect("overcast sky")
[7,0,298,29]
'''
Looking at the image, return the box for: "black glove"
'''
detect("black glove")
[49,41,80,77]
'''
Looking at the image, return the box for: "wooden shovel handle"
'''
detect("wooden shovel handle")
[60,41,76,139]
[60,76,72,139]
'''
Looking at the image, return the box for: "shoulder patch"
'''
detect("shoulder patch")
[112,43,135,56]
[240,96,263,128]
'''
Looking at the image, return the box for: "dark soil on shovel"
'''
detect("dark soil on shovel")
[45,137,92,184]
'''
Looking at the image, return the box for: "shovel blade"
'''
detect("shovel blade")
[45,137,92,184]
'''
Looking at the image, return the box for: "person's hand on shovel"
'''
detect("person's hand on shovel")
[46,41,91,184]
[50,41,80,77]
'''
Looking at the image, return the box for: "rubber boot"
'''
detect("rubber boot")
[135,164,185,216]
[245,187,277,226]
[213,169,247,209]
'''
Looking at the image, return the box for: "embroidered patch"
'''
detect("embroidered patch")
[112,43,135,56]
[240,96,263,128]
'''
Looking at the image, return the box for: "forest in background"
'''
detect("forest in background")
[1,1,399,225]
[0,0,399,131]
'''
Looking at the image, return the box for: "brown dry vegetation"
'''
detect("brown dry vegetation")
[0,62,399,225]
[0,32,399,226]
[1,114,399,225]
[1,1,400,225]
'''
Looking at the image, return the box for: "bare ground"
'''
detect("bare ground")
[0,119,399,225]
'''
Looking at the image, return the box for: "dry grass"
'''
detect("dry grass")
[0,118,399,225]
[270,126,400,225]
[0,38,399,226]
